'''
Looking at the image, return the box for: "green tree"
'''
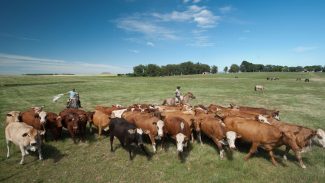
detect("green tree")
[146,64,161,76]
[133,64,147,76]
[223,66,228,73]
[211,65,218,74]
[229,64,240,73]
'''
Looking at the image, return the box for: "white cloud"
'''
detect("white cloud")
[193,0,201,3]
[219,5,233,14]
[116,17,178,40]
[243,29,251,33]
[292,46,317,53]
[188,29,215,47]
[153,5,220,28]
[146,41,155,47]
[183,0,190,3]
[0,53,131,74]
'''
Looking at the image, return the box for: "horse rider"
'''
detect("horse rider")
[66,88,82,108]
[175,86,181,104]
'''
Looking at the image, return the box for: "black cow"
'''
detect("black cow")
[109,118,149,160]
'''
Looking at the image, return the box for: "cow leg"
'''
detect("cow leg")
[244,142,259,161]
[283,145,290,161]
[19,145,26,165]
[294,150,306,169]
[149,135,156,153]
[89,123,93,134]
[212,138,224,159]
[110,135,114,152]
[197,131,203,145]
[98,126,102,138]
[269,150,277,166]
[68,128,77,144]
[191,132,194,143]
[128,144,133,160]
[6,139,10,158]
[38,143,43,160]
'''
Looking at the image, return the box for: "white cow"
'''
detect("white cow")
[5,111,21,126]
[254,85,265,92]
[111,109,128,118]
[5,122,43,164]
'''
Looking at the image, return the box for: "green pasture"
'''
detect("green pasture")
[0,72,324,182]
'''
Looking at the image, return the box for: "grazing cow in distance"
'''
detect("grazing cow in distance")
[305,78,310,82]
[5,122,43,164]
[5,111,21,126]
[254,85,264,92]
[223,116,306,168]
[109,118,149,160]
[296,78,302,81]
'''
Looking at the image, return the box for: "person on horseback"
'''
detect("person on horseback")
[175,86,181,104]
[66,88,82,108]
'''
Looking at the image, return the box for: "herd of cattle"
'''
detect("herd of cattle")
[4,101,325,168]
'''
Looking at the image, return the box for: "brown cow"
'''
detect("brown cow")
[194,112,227,159]
[230,104,280,120]
[60,109,88,142]
[122,111,164,153]
[60,112,81,143]
[163,116,191,153]
[208,104,228,113]
[223,116,306,168]
[20,109,47,132]
[95,105,125,115]
[161,111,195,142]
[92,110,110,137]
[45,112,62,141]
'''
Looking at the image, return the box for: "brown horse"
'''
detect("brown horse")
[162,92,196,106]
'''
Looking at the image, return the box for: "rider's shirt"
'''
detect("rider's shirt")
[68,91,77,99]
[175,89,181,97]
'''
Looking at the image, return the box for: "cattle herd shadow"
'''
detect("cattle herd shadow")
[41,143,66,163]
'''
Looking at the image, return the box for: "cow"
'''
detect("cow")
[60,109,88,142]
[44,112,62,141]
[95,105,125,115]
[92,110,110,137]
[5,111,21,126]
[111,108,128,118]
[5,122,43,164]
[229,104,280,120]
[163,116,191,153]
[20,109,47,132]
[109,118,149,160]
[122,111,164,153]
[194,112,227,159]
[207,104,228,114]
[254,85,264,92]
[265,118,321,161]
[305,78,310,82]
[312,129,325,148]
[223,116,306,168]
[161,111,195,142]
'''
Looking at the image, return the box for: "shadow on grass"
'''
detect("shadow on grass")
[0,172,21,182]
[42,143,66,163]
[199,133,234,160]
[110,142,153,161]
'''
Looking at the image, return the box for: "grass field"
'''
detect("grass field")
[0,72,324,183]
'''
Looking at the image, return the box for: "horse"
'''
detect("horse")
[67,94,81,109]
[162,92,196,106]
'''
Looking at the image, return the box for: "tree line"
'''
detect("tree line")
[132,61,218,77]
[130,60,324,76]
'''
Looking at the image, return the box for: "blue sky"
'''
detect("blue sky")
[0,0,324,74]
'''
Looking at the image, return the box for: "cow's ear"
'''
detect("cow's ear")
[22,133,28,137]
[128,129,135,134]
[6,113,12,117]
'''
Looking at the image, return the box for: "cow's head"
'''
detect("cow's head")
[272,111,280,120]
[312,129,325,148]
[153,120,164,137]
[22,128,39,152]
[176,133,188,152]
[38,111,47,124]
[6,111,21,123]
[31,106,44,114]
[226,131,237,149]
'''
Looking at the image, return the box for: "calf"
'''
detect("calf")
[109,118,149,160]
[223,116,306,168]
[5,122,43,164]
[5,111,21,126]
[163,116,191,153]
[194,112,227,159]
